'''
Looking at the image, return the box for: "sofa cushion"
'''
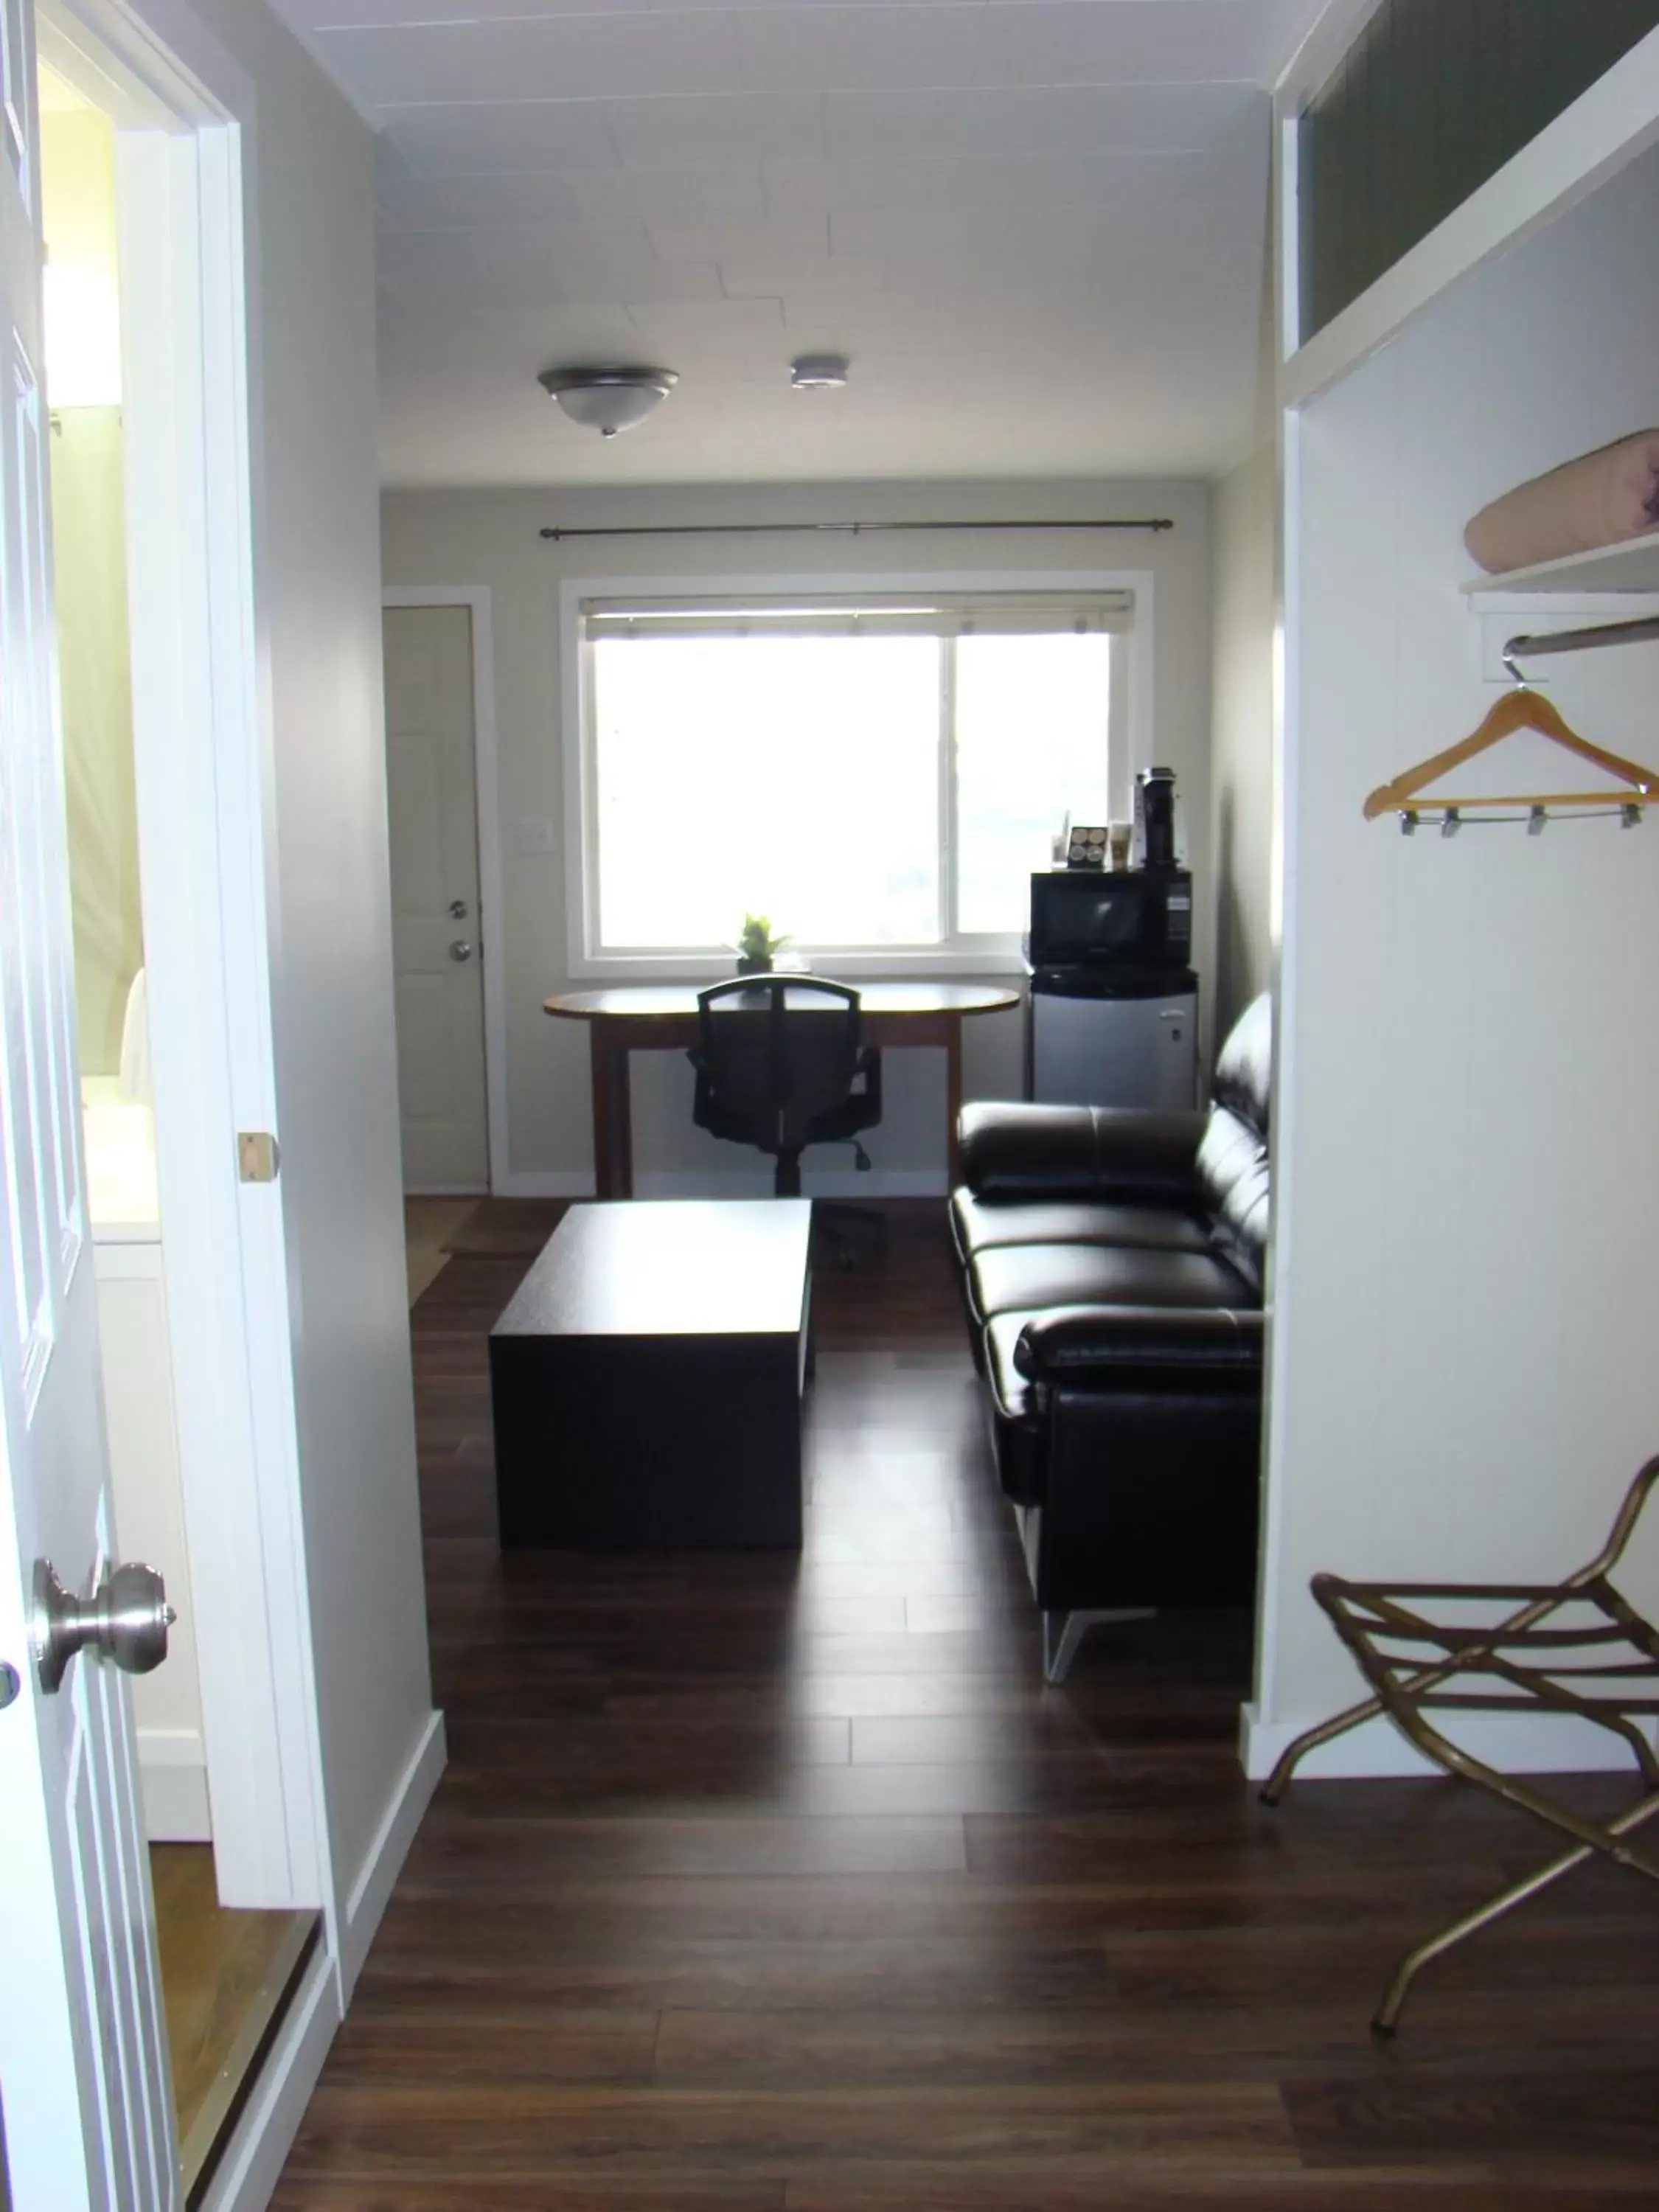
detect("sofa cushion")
[1214,991,1271,1142]
[1195,1110,1270,1287]
[1015,1303,1265,1382]
[967,1240,1256,1327]
[950,1189,1211,1267]
[957,1101,1208,1205]
[982,1310,1043,1505]
[1208,1153,1270,1290]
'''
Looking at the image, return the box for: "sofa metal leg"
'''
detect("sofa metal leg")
[1042,1607,1157,1685]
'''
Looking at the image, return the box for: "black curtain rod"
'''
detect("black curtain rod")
[538,517,1173,543]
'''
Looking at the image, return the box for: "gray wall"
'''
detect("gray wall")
[195,0,434,1950]
[1208,440,1276,1043]
[381,477,1215,1191]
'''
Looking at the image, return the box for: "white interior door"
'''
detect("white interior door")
[384,602,489,1192]
[0,4,179,2204]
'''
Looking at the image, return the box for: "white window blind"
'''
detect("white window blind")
[582,592,1132,640]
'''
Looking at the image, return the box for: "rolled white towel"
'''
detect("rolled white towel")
[1464,431,1659,573]
[118,967,151,1102]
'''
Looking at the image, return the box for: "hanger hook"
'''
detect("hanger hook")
[1501,643,1528,686]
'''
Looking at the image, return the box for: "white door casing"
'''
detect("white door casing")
[0,0,180,2201]
[384,602,490,1192]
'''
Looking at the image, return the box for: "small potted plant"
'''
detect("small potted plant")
[734,914,787,975]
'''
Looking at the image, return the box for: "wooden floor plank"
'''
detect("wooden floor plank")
[272,1197,1659,2208]
[272,2190,783,2212]
[782,2177,1659,2211]
[150,1843,315,2194]
[285,2080,1297,2180]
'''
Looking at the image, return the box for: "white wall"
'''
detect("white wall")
[1253,133,1659,1775]
[1208,439,1276,1043]
[188,0,436,1953]
[381,479,1214,1192]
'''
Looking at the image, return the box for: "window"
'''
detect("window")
[573,587,1133,968]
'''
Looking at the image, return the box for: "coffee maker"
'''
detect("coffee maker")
[1132,765,1180,870]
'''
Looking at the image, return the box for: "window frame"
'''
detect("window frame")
[560,567,1154,980]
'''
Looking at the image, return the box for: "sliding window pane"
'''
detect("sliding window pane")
[954,633,1112,935]
[593,634,941,950]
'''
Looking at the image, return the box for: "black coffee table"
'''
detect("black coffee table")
[489,1200,812,1549]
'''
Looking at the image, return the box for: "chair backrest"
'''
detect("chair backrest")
[695,975,863,1154]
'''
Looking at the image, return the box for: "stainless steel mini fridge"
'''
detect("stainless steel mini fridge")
[1027,966,1198,1110]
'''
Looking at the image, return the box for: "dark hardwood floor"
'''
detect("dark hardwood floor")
[272,1199,1659,2208]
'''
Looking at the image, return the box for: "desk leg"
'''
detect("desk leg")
[590,1023,634,1200]
[945,1018,964,1192]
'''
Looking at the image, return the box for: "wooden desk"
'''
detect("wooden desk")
[545,980,1020,1199]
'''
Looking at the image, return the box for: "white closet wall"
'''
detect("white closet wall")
[1251,133,1659,1775]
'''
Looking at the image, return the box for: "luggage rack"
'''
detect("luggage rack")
[1260,1456,1659,2034]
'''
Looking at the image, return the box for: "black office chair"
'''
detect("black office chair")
[689,975,883,1254]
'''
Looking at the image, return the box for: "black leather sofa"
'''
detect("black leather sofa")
[950,993,1271,1682]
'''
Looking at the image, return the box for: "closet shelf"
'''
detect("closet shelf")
[1461,526,1659,596]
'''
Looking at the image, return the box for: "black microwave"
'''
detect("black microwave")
[1027,867,1192,970]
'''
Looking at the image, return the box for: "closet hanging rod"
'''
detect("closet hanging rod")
[538,517,1174,543]
[1504,613,1659,673]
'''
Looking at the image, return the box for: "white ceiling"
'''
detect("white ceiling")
[270,0,1325,488]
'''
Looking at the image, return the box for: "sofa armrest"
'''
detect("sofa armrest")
[956,1102,1209,1203]
[1015,1303,1264,1385]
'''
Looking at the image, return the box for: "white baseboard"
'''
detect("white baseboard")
[633,1169,947,1200]
[493,1169,948,1200]
[339,1709,446,1992]
[493,1171,595,1198]
[139,1728,211,1841]
[195,1941,341,2212]
[1239,1698,1659,1782]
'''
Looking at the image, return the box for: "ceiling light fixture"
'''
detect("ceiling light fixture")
[537,364,679,438]
[790,352,849,391]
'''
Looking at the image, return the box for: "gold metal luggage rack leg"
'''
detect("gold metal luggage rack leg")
[1259,1455,1659,2035]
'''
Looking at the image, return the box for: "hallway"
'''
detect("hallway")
[273,1200,1659,2208]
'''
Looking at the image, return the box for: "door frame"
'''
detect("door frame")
[38,0,330,1924]
[383,584,507,1194]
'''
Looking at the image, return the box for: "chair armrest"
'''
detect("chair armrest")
[957,1102,1208,1203]
[1015,1304,1264,1384]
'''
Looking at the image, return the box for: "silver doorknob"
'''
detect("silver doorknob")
[448,939,473,963]
[32,1559,174,1694]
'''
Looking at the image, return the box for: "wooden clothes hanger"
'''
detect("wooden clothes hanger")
[1363,681,1659,821]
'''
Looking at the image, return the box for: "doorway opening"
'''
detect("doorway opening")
[38,51,315,2203]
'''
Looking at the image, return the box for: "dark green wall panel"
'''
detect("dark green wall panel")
[1301,0,1659,339]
